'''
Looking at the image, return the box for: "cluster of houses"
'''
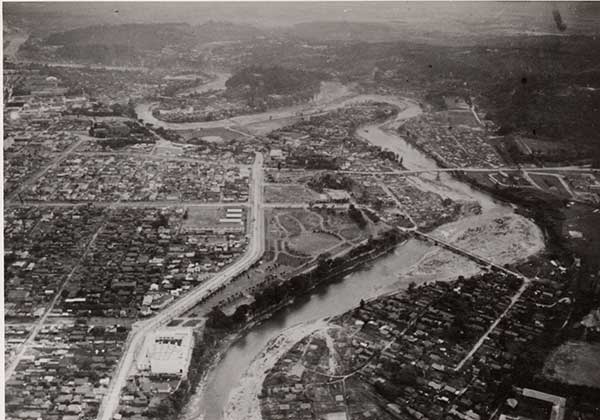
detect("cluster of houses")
[564,172,600,204]
[3,117,89,196]
[4,206,106,320]
[264,102,401,172]
[5,319,130,420]
[20,154,250,203]
[58,207,247,318]
[381,175,467,231]
[260,271,572,420]
[402,111,504,169]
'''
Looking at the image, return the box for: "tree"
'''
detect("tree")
[206,307,232,330]
[408,281,416,293]
[231,304,250,323]
[348,204,367,229]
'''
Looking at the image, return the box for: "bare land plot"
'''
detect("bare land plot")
[442,110,480,128]
[182,207,246,230]
[177,127,243,143]
[264,183,321,204]
[543,341,600,388]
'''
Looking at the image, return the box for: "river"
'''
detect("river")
[173,92,520,420]
[181,239,432,420]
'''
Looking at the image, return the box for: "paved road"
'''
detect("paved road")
[411,229,534,371]
[96,152,265,420]
[5,136,87,203]
[4,213,108,379]
[453,277,530,371]
[338,166,600,176]
[4,200,250,208]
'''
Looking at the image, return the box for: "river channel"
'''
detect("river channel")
[135,75,523,419]
[167,88,514,419]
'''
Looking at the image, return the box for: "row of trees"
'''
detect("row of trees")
[207,229,405,330]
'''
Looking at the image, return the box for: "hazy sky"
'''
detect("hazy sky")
[4,2,600,35]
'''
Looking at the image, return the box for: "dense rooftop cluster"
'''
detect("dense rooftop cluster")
[3,119,88,196]
[20,155,250,202]
[264,102,401,172]
[401,110,504,169]
[260,272,576,420]
[5,319,130,420]
[4,206,106,320]
[59,207,248,318]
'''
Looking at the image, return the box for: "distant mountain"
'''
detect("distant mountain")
[44,21,266,51]
[45,23,194,50]
[288,21,401,43]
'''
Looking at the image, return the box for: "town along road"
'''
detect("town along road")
[96,152,265,420]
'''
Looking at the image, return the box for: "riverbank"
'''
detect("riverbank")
[168,89,545,420]
[224,318,330,420]
[178,230,407,420]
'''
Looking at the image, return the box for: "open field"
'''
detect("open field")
[443,109,480,128]
[277,213,303,236]
[264,183,321,203]
[288,231,340,255]
[182,206,246,230]
[543,341,600,388]
[183,207,221,227]
[178,127,243,143]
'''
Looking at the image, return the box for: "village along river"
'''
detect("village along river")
[168,93,513,420]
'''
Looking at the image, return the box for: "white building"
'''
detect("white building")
[137,328,194,376]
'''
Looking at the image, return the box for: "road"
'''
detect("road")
[4,213,108,380]
[96,152,265,420]
[5,136,88,203]
[5,200,250,208]
[337,166,600,176]
[453,277,530,371]
[410,229,534,371]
